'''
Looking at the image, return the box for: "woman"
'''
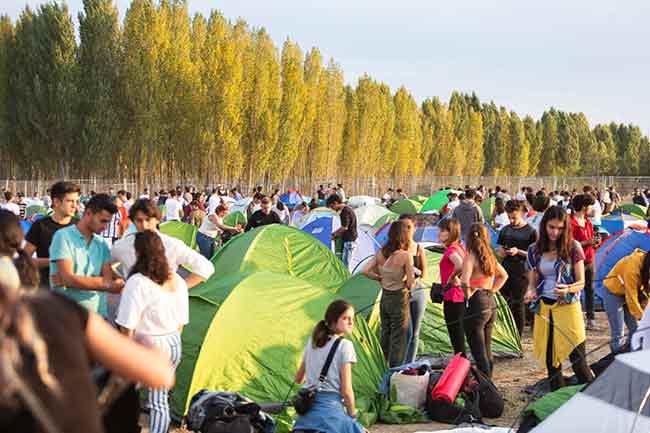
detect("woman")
[0,260,174,433]
[497,200,537,336]
[461,223,508,378]
[196,204,242,259]
[603,248,650,352]
[0,209,40,290]
[400,214,428,363]
[570,194,598,330]
[524,206,594,391]
[438,218,467,356]
[292,300,366,433]
[274,200,291,225]
[362,220,415,367]
[492,197,509,231]
[116,230,189,433]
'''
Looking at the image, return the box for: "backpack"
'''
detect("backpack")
[467,367,504,419]
[425,371,482,424]
[186,390,276,433]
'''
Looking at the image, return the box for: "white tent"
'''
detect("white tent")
[347,195,381,209]
[532,351,650,432]
[354,204,392,227]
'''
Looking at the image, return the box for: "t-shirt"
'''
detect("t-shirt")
[440,243,466,303]
[0,292,102,433]
[101,210,121,241]
[571,215,595,264]
[245,210,281,231]
[17,202,27,219]
[25,217,76,285]
[165,198,183,221]
[198,213,224,238]
[498,223,537,275]
[590,199,603,226]
[116,273,189,336]
[207,194,221,215]
[49,225,112,316]
[339,206,358,242]
[303,337,357,394]
[2,202,20,215]
[274,207,290,224]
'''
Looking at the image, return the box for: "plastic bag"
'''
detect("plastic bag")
[391,371,430,410]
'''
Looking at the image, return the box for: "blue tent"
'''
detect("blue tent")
[20,219,32,235]
[301,216,335,249]
[279,190,305,210]
[594,227,650,300]
[600,213,645,235]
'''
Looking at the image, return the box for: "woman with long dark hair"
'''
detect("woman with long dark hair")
[524,206,594,390]
[0,209,40,290]
[438,217,466,356]
[603,249,650,352]
[292,300,365,433]
[362,220,415,367]
[116,230,189,433]
[461,223,508,377]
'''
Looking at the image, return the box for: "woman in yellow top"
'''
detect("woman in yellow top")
[603,248,650,352]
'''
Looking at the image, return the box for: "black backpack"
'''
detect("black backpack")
[425,371,482,424]
[186,390,275,433]
[467,367,504,419]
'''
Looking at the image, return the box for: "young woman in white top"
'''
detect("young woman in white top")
[116,230,189,433]
[196,204,243,259]
[293,300,366,433]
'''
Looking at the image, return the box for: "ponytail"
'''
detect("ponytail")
[311,320,331,348]
[311,300,354,348]
[14,249,40,290]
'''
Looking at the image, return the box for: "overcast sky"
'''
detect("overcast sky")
[5,0,650,133]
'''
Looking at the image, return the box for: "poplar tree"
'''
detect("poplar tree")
[509,112,529,176]
[393,86,423,176]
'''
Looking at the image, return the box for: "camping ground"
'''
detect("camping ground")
[145,311,612,433]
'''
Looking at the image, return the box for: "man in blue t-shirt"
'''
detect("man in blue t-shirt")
[50,193,124,317]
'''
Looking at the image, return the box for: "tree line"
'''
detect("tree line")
[1,0,649,187]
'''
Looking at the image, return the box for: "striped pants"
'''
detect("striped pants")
[147,332,182,433]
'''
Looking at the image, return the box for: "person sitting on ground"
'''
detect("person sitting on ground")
[245,197,281,232]
[0,260,175,433]
[461,223,508,378]
[603,248,650,352]
[292,300,367,433]
[116,231,188,433]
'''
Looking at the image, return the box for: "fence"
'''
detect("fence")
[2,176,649,198]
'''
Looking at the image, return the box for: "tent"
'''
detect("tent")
[223,210,247,227]
[409,195,428,205]
[279,189,305,209]
[530,351,650,432]
[594,227,650,301]
[374,214,442,247]
[25,204,48,220]
[619,203,648,219]
[348,195,381,209]
[159,220,198,250]
[421,189,459,213]
[480,196,496,223]
[600,213,645,235]
[20,219,32,235]
[230,198,253,215]
[355,204,397,228]
[390,199,422,215]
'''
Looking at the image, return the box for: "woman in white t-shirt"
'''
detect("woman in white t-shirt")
[274,201,291,225]
[196,204,243,259]
[116,230,189,433]
[292,300,366,433]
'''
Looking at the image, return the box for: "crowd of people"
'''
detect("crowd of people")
[1,179,650,433]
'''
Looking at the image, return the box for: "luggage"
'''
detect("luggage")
[430,353,470,402]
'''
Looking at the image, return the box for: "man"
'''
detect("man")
[452,189,484,242]
[164,189,183,221]
[337,184,347,202]
[446,192,460,213]
[25,181,80,287]
[101,195,123,246]
[111,198,214,315]
[2,191,20,216]
[245,197,281,231]
[16,193,27,219]
[317,185,326,200]
[49,194,123,317]
[327,194,358,268]
[382,188,394,206]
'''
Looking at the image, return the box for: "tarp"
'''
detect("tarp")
[230,198,253,215]
[600,213,645,235]
[390,199,422,215]
[348,195,381,209]
[159,220,198,250]
[421,189,458,213]
[25,204,48,220]
[480,196,496,223]
[594,227,650,299]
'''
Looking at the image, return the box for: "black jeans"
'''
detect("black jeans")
[443,301,466,356]
[380,289,410,368]
[545,307,594,391]
[501,271,528,337]
[464,290,497,378]
[583,263,595,320]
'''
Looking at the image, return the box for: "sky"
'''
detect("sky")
[4,0,650,133]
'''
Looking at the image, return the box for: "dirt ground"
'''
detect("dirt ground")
[148,311,611,433]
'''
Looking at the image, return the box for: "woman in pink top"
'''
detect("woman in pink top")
[438,218,467,356]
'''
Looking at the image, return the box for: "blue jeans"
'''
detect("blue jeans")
[342,241,356,268]
[405,287,428,363]
[196,231,216,260]
[602,288,638,352]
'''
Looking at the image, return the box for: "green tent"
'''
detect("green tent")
[620,203,648,219]
[409,195,428,204]
[159,204,167,219]
[355,204,397,228]
[421,189,455,212]
[25,205,48,220]
[480,196,496,223]
[223,210,247,227]
[159,221,198,251]
[390,199,422,215]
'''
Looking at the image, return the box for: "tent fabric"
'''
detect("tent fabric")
[295,207,337,229]
[348,196,381,209]
[20,219,32,234]
[531,351,650,433]
[409,195,428,205]
[230,198,253,215]
[594,227,650,299]
[619,203,648,219]
[223,210,247,227]
[25,205,48,220]
[600,213,645,235]
[523,384,585,422]
[421,189,459,213]
[159,220,198,250]
[279,190,305,209]
[390,199,422,215]
[374,214,442,246]
[355,204,395,227]
[480,197,496,223]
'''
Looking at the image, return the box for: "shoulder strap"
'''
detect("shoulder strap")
[319,337,343,383]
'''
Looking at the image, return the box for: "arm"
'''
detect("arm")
[24,241,50,268]
[492,262,508,292]
[556,260,585,297]
[524,268,539,303]
[209,214,240,233]
[417,245,426,280]
[404,253,415,289]
[295,358,306,384]
[174,240,215,286]
[460,253,475,298]
[361,255,381,281]
[447,251,464,284]
[54,259,121,292]
[340,362,356,417]
[86,313,175,390]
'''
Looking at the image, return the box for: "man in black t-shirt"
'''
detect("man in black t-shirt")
[24,181,80,286]
[245,197,281,231]
[496,200,537,336]
[327,194,357,268]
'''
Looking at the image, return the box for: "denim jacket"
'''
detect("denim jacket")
[526,241,582,314]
